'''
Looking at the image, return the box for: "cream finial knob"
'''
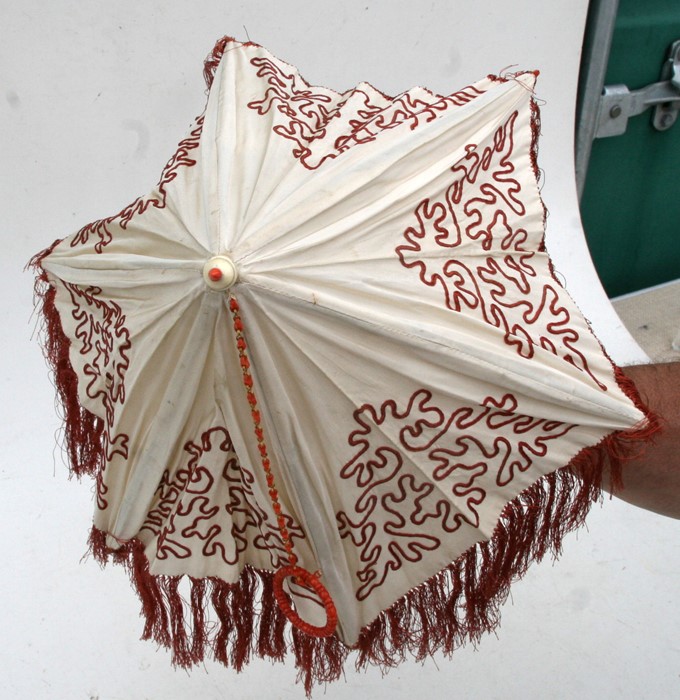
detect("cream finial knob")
[203,256,238,291]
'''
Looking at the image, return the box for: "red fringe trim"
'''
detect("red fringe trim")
[203,35,234,90]
[84,410,659,696]
[29,243,105,478]
[203,35,258,91]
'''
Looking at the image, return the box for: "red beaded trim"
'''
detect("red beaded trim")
[273,566,339,638]
[228,296,338,638]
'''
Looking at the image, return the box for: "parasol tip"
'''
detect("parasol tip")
[203,255,238,290]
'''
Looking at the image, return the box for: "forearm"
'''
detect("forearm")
[609,362,680,519]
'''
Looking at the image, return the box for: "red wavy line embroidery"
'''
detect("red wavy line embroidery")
[395,110,605,388]
[141,426,305,568]
[70,115,204,252]
[247,55,485,170]
[336,389,573,600]
[64,283,131,508]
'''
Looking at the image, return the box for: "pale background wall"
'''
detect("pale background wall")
[1,1,678,698]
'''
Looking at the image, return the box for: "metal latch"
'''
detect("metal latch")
[595,39,680,138]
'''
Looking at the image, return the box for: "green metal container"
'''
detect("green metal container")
[580,0,680,297]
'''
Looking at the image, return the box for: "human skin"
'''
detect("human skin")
[611,362,680,519]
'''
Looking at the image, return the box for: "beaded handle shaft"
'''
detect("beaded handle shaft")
[229,296,338,638]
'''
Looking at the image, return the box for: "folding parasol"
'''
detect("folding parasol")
[32,36,657,692]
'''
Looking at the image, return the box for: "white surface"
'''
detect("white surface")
[2,1,676,699]
[612,280,680,363]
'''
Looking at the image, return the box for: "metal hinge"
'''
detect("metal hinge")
[595,39,680,137]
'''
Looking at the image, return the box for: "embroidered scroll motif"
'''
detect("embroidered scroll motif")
[70,116,204,252]
[396,111,605,388]
[247,56,486,170]
[337,389,573,600]
[64,282,131,507]
[141,427,305,568]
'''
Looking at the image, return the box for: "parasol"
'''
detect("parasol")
[31,36,657,692]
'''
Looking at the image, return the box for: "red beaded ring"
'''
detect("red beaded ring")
[273,565,339,638]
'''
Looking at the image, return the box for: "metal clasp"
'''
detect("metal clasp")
[595,39,680,137]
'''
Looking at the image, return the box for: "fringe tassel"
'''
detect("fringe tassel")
[87,527,350,693]
[353,411,659,670]
[203,35,257,91]
[29,244,105,479]
[82,408,658,697]
[203,35,234,89]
